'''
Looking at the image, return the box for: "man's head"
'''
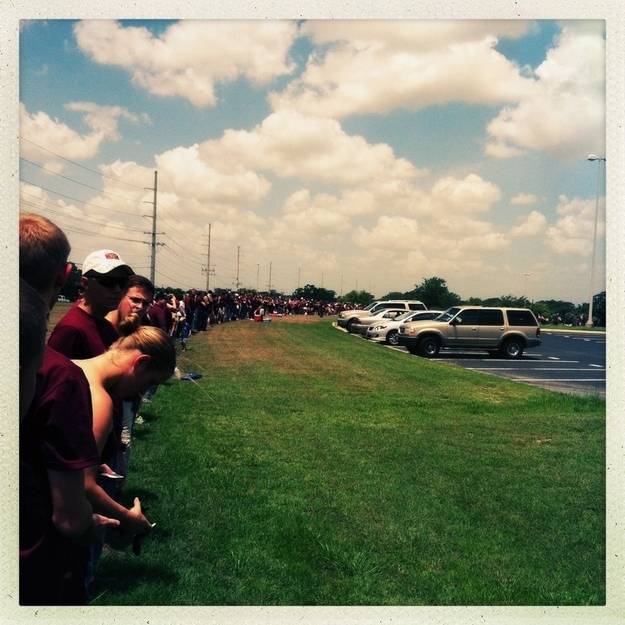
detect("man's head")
[19,279,47,420]
[19,213,72,309]
[80,249,133,316]
[117,275,155,332]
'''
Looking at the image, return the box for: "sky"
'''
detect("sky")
[18,19,606,303]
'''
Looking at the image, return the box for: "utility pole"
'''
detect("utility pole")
[202,223,215,291]
[235,245,241,290]
[297,266,301,289]
[256,263,260,292]
[142,170,164,285]
[340,273,343,296]
[267,261,273,292]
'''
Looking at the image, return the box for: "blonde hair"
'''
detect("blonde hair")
[20,213,70,292]
[111,326,176,377]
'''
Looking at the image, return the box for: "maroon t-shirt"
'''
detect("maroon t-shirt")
[147,301,170,332]
[20,346,100,604]
[48,304,119,360]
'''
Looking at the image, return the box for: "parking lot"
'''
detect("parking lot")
[338,324,606,397]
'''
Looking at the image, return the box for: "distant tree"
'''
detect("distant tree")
[292,284,336,301]
[481,295,529,307]
[341,290,374,306]
[59,263,82,301]
[404,277,461,309]
[463,296,483,305]
[379,291,405,300]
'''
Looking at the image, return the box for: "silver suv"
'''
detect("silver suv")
[396,306,541,358]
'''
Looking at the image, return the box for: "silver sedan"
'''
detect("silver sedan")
[366,310,444,345]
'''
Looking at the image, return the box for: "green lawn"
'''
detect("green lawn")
[92,316,605,606]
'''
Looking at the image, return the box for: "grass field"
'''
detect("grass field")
[48,307,604,606]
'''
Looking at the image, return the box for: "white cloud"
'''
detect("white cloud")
[509,210,547,238]
[155,144,271,207]
[510,193,539,205]
[353,215,421,252]
[200,110,427,188]
[545,195,603,255]
[485,25,605,159]
[269,21,533,118]
[20,102,148,168]
[429,174,502,214]
[74,20,297,107]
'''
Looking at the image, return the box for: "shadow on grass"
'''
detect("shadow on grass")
[89,557,179,604]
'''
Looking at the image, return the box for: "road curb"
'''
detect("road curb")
[541,328,606,335]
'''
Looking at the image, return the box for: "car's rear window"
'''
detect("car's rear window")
[408,303,426,310]
[506,310,538,326]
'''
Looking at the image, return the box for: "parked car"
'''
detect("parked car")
[396,306,541,358]
[366,309,444,345]
[348,308,409,335]
[337,300,427,332]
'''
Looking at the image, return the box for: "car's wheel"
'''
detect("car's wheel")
[501,338,524,359]
[386,330,399,346]
[417,336,440,358]
[346,318,357,333]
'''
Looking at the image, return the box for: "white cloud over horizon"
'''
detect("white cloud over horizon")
[20,102,149,170]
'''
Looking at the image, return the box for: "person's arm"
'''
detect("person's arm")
[84,466,152,534]
[85,389,153,535]
[48,468,93,538]
[48,469,120,543]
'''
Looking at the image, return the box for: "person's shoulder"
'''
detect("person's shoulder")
[38,346,90,396]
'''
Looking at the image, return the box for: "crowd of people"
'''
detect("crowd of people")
[17,212,359,605]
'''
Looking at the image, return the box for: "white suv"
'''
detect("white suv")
[337,300,427,332]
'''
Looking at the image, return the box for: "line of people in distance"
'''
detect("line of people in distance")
[157,290,355,336]
[19,213,176,605]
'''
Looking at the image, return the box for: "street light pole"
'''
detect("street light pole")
[585,154,605,328]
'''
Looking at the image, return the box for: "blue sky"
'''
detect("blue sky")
[19,19,605,301]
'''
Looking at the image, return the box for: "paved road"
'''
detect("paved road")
[338,324,606,397]
[421,331,606,397]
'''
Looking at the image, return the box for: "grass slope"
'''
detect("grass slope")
[93,317,604,606]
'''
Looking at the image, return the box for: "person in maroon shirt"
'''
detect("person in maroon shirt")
[19,214,118,605]
[147,290,171,333]
[48,249,133,359]
[19,279,47,421]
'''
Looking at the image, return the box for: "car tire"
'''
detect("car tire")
[346,318,357,333]
[417,336,440,358]
[386,330,399,346]
[501,338,524,359]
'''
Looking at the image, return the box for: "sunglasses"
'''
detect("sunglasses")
[91,275,129,289]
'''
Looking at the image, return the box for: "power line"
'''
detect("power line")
[21,157,145,204]
[19,204,147,244]
[20,137,148,190]
[20,178,145,218]
[20,194,147,233]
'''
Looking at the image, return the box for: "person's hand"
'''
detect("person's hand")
[124,497,153,535]
[93,513,121,529]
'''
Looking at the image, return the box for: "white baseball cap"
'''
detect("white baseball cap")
[82,249,133,276]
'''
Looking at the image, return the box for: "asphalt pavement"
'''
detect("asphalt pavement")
[336,323,606,397]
